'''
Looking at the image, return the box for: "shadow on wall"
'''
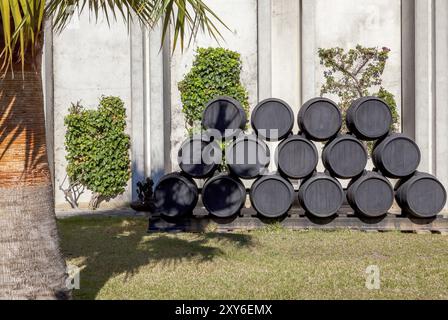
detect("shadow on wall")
[151,169,166,187]
[58,217,253,299]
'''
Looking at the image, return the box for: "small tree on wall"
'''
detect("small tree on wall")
[178,47,250,133]
[318,45,399,132]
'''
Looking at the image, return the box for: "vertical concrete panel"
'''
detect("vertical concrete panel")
[130,23,145,201]
[414,0,435,173]
[401,0,416,139]
[301,0,402,112]
[147,25,167,183]
[268,0,301,172]
[52,12,132,208]
[169,0,258,170]
[258,0,272,101]
[301,0,317,103]
[435,0,448,197]
[271,0,301,111]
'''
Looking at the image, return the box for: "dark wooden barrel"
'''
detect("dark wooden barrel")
[298,173,344,217]
[346,171,394,217]
[250,175,294,218]
[177,135,221,178]
[298,97,342,141]
[225,135,270,179]
[251,98,294,141]
[153,173,198,219]
[395,171,447,218]
[202,96,247,139]
[372,133,421,178]
[202,174,246,218]
[322,134,368,179]
[346,96,392,140]
[275,135,318,179]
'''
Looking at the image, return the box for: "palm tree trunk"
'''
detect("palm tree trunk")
[0,65,69,299]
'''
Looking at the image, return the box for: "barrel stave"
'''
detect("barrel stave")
[395,172,447,218]
[346,96,392,140]
[372,133,421,178]
[298,97,342,142]
[322,134,368,179]
[154,173,199,219]
[250,175,294,218]
[276,135,318,179]
[225,135,270,179]
[347,171,393,217]
[298,173,344,218]
[202,174,246,218]
[251,98,294,141]
[202,96,247,140]
[177,135,221,178]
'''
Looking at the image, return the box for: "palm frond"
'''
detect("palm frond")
[0,0,46,76]
[153,0,228,52]
[46,0,228,52]
[0,0,227,76]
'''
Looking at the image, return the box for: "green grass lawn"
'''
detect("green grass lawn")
[58,216,448,300]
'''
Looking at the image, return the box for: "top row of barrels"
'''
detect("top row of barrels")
[202,96,393,141]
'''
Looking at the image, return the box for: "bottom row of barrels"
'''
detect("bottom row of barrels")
[153,171,447,220]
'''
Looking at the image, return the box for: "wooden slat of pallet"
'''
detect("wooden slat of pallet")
[148,207,448,233]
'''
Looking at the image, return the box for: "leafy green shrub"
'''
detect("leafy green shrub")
[64,96,131,209]
[318,45,399,133]
[178,47,250,132]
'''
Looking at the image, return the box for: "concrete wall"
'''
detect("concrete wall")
[51,12,133,208]
[434,0,448,196]
[301,0,402,109]
[45,0,448,210]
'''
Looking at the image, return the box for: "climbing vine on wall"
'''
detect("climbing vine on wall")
[64,96,131,209]
[178,47,250,134]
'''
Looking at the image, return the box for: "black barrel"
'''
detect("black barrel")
[275,135,318,179]
[322,134,368,179]
[225,135,270,179]
[177,135,221,178]
[251,98,294,141]
[153,173,198,219]
[395,171,447,218]
[202,174,246,218]
[298,97,342,141]
[250,175,294,218]
[202,96,247,139]
[346,96,392,140]
[347,171,394,217]
[298,173,344,218]
[372,133,421,178]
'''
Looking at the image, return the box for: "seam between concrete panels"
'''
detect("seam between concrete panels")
[257,0,272,101]
[431,0,436,174]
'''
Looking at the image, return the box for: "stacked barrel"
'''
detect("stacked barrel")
[153,95,447,221]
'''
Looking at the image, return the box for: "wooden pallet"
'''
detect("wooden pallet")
[148,206,448,234]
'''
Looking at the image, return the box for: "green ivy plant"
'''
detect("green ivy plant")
[318,45,399,134]
[64,96,131,210]
[178,47,250,133]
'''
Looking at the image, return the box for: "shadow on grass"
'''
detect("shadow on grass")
[58,217,253,299]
